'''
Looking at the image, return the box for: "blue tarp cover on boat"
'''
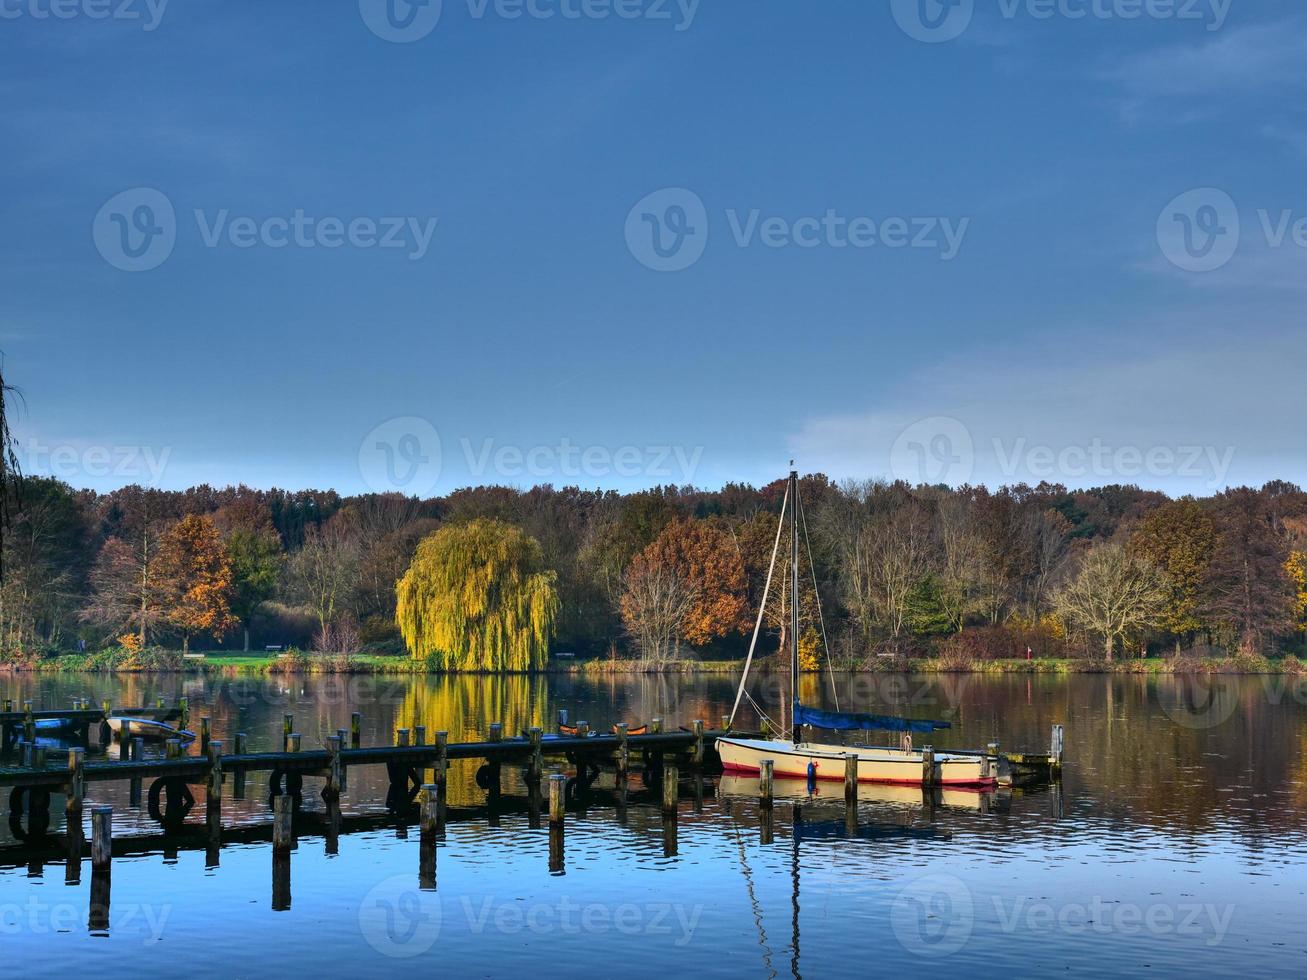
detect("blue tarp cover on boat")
[793,702,950,734]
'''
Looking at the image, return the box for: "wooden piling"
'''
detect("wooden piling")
[288,733,301,753]
[166,738,182,760]
[434,731,448,787]
[420,784,439,838]
[395,728,410,748]
[414,726,426,746]
[759,759,774,808]
[67,747,85,837]
[760,718,773,738]
[233,733,247,800]
[1050,724,1064,777]
[528,726,543,781]
[179,697,189,730]
[207,741,223,838]
[548,773,566,824]
[692,719,705,766]
[488,723,503,743]
[200,716,211,752]
[615,723,629,777]
[557,709,569,728]
[273,794,294,854]
[32,745,47,769]
[662,763,678,816]
[91,806,112,871]
[844,753,858,803]
[576,720,589,738]
[350,712,361,748]
[23,701,34,743]
[326,736,344,801]
[651,717,663,734]
[721,714,731,733]
[283,714,294,752]
[922,745,937,787]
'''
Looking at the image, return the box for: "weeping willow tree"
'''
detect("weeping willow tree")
[396,519,559,671]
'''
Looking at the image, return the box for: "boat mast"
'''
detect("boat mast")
[790,463,800,747]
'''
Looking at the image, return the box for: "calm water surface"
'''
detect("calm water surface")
[2,671,1305,979]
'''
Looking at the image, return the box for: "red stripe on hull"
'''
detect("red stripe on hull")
[720,760,995,789]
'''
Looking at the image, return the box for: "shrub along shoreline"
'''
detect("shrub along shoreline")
[2,651,1302,676]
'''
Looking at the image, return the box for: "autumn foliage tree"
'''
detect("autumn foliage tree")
[395,519,558,671]
[158,514,237,653]
[1202,489,1295,653]
[1128,498,1217,652]
[627,519,748,648]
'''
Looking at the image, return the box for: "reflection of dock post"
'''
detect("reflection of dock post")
[759,759,774,809]
[350,712,362,749]
[419,783,438,889]
[759,805,774,845]
[548,823,565,874]
[200,716,211,753]
[662,811,678,858]
[844,754,858,833]
[548,773,566,825]
[88,869,112,932]
[99,699,113,747]
[272,851,291,912]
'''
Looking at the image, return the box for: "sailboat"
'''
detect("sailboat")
[715,465,996,788]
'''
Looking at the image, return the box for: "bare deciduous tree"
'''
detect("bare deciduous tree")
[620,560,698,664]
[1054,541,1169,661]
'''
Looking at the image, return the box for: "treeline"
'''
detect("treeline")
[2,476,1305,664]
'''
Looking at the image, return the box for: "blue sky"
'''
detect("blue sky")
[3,0,1304,497]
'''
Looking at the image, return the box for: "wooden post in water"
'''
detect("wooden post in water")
[1050,724,1064,777]
[721,714,730,733]
[557,709,569,728]
[325,736,343,802]
[200,717,211,753]
[414,726,427,746]
[651,716,663,734]
[662,763,678,816]
[91,806,112,871]
[233,733,247,800]
[32,745,47,769]
[692,719,705,766]
[488,722,502,743]
[100,698,113,746]
[548,773,566,824]
[419,785,438,890]
[760,718,772,739]
[283,714,294,752]
[844,753,858,803]
[395,728,410,748]
[288,733,302,753]
[129,736,144,807]
[420,784,440,838]
[350,712,362,749]
[759,759,774,808]
[273,794,294,854]
[921,746,936,787]
[166,738,181,760]
[23,701,34,743]
[207,741,223,840]
[67,747,85,854]
[179,697,189,730]
[434,731,448,790]
[576,720,589,738]
[615,723,629,779]
[528,727,543,781]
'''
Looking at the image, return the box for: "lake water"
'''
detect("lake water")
[2,671,1305,978]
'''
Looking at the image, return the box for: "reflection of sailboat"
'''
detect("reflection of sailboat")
[719,773,991,812]
[717,466,995,788]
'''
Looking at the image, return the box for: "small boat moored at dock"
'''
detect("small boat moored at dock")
[717,736,994,787]
[106,717,195,743]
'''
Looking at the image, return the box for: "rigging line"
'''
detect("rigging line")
[727,481,790,730]
[730,818,779,980]
[797,479,840,713]
[743,689,785,740]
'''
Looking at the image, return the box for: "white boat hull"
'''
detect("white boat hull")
[716,736,995,787]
